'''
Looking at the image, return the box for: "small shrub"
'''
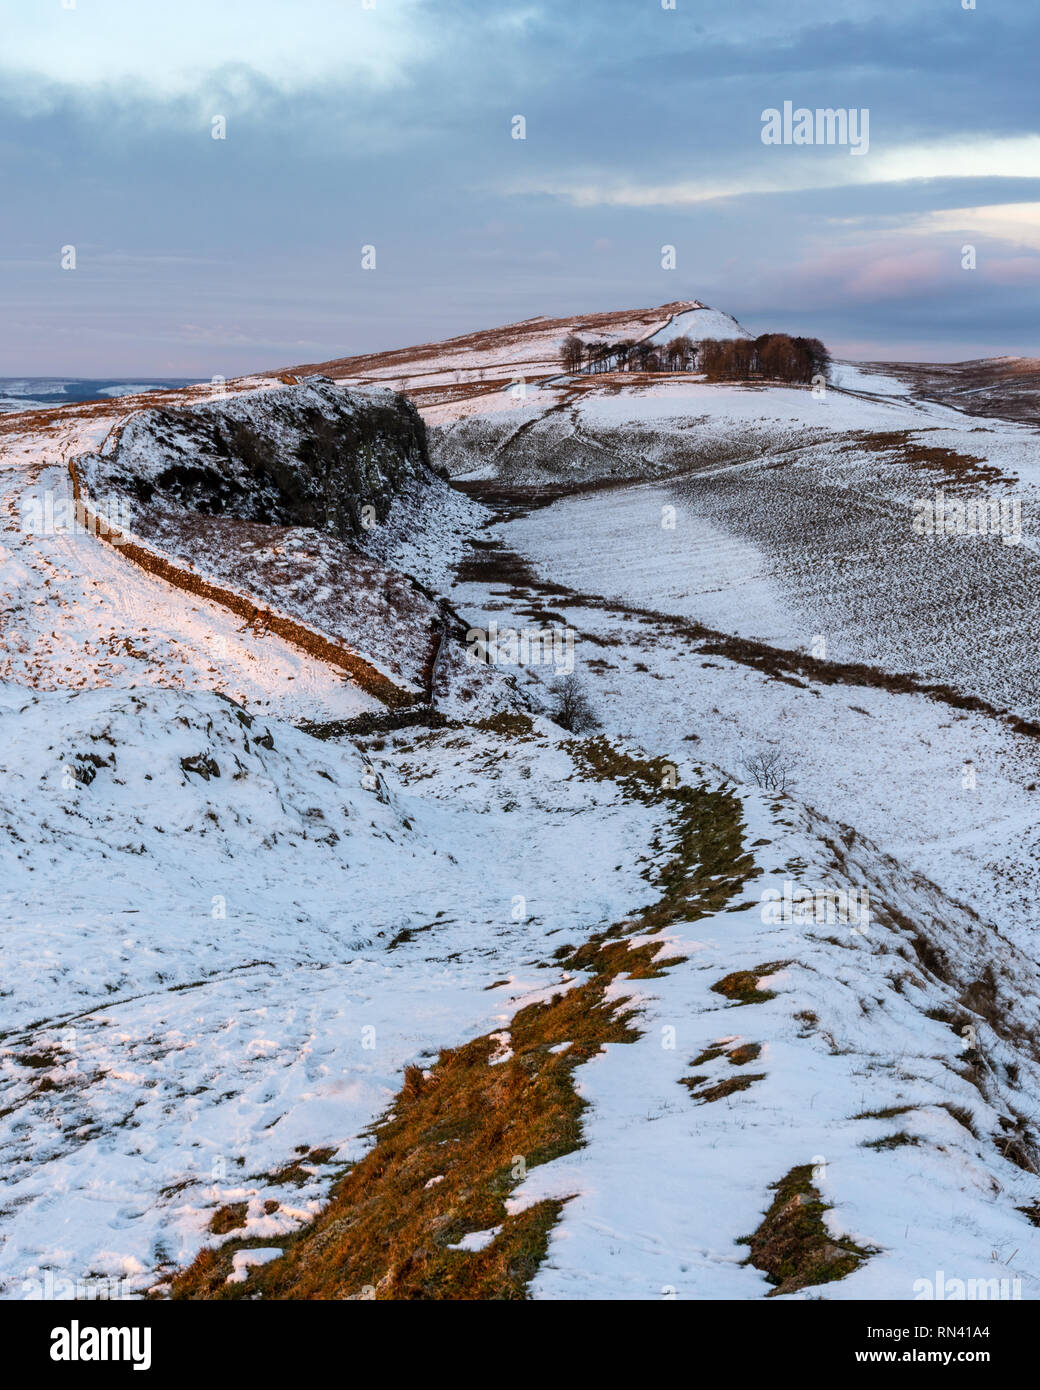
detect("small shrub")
[741,749,793,792]
[548,675,599,733]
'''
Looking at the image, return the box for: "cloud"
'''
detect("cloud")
[502,136,1040,209]
[2,0,1039,370]
[4,0,433,94]
[827,247,951,301]
[903,202,1040,253]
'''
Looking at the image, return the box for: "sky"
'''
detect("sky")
[1,0,1038,374]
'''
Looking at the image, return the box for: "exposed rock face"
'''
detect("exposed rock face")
[85,376,442,542]
[71,374,522,719]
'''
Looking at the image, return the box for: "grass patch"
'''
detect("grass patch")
[169,992,624,1300]
[682,1073,765,1104]
[711,963,788,1006]
[742,1164,874,1296]
[994,1115,1039,1174]
[474,712,536,739]
[387,923,435,952]
[568,737,759,928]
[940,1103,978,1137]
[862,1131,920,1151]
[208,1203,248,1235]
[14,1050,63,1069]
[262,1146,338,1188]
[852,1104,916,1120]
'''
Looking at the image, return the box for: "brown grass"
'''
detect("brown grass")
[208,1203,248,1235]
[847,428,1009,490]
[711,964,789,1006]
[285,301,699,385]
[682,1073,766,1104]
[168,978,637,1300]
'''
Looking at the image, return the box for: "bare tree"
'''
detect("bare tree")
[630,341,661,373]
[741,749,793,791]
[586,340,612,373]
[664,336,693,372]
[560,334,584,374]
[549,675,599,733]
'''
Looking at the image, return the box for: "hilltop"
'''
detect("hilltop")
[284,300,749,411]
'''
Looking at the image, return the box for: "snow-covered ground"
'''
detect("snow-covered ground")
[0,686,665,1295]
[506,483,796,645]
[4,315,1040,1302]
[521,785,1040,1300]
[449,359,1040,941]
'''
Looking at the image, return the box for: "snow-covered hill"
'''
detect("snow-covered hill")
[286,300,732,412]
[4,302,1040,1303]
[647,303,752,346]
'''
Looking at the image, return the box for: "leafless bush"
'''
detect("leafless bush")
[741,748,793,791]
[549,675,599,733]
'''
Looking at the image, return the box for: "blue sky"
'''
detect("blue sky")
[2,0,1038,374]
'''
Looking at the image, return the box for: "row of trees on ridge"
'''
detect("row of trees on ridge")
[560,332,829,385]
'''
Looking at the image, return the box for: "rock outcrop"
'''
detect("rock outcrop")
[84,375,442,542]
